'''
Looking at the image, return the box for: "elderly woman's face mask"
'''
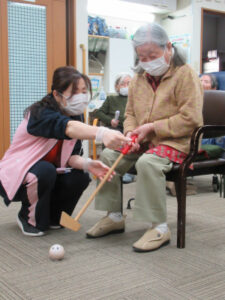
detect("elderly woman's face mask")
[118,76,132,96]
[137,43,171,76]
[139,52,169,76]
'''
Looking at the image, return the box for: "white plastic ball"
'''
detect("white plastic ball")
[49,244,65,261]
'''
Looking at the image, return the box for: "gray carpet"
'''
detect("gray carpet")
[1,175,225,299]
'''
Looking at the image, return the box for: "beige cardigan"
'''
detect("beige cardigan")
[124,64,203,154]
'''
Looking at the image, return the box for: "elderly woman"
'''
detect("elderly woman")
[200,73,218,90]
[87,23,203,252]
[93,73,132,132]
[93,73,135,183]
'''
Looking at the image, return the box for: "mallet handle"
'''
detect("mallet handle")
[74,153,124,221]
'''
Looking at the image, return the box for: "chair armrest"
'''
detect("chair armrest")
[179,125,225,172]
[93,118,99,127]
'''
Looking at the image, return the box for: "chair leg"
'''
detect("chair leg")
[120,177,123,213]
[175,177,187,248]
[127,197,135,209]
[219,175,222,197]
[222,175,225,198]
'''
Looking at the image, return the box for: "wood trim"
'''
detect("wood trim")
[45,1,54,92]
[66,0,76,67]
[0,0,10,156]
[0,2,5,158]
[48,0,67,90]
[80,44,86,74]
[6,0,51,5]
[88,34,109,40]
[200,7,203,73]
[202,7,225,17]
[88,73,104,76]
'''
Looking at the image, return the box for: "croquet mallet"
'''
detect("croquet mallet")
[60,135,137,232]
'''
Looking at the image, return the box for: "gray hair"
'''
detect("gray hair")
[199,73,218,89]
[114,73,132,91]
[132,23,187,73]
[133,23,169,49]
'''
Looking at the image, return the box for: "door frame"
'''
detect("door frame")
[0,0,70,157]
[66,0,77,67]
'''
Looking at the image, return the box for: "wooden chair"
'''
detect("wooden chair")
[124,90,225,249]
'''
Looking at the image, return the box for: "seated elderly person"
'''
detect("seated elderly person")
[200,73,225,147]
[86,23,203,253]
[200,73,218,90]
[93,73,135,183]
[93,73,132,132]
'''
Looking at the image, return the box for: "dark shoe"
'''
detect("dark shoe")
[49,224,63,230]
[17,214,45,237]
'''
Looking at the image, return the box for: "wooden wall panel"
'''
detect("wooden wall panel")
[0,0,67,157]
[50,0,67,87]
[66,0,76,67]
[0,0,10,158]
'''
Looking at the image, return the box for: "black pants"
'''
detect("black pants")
[0,161,90,231]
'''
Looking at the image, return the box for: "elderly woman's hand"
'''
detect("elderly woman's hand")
[111,119,119,128]
[132,123,155,143]
[124,132,140,153]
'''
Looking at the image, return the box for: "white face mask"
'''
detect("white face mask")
[61,93,89,116]
[119,87,128,96]
[139,52,170,76]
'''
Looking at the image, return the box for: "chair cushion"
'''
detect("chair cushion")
[197,144,225,161]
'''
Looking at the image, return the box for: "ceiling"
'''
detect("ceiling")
[120,0,177,14]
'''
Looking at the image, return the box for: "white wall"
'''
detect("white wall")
[160,0,193,36]
[75,0,89,157]
[76,0,88,74]
[103,38,134,93]
[160,0,193,66]
[160,0,225,73]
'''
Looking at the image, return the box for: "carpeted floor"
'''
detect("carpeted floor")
[1,175,225,300]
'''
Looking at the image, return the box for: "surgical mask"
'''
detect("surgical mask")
[61,93,89,116]
[139,52,170,76]
[119,87,128,96]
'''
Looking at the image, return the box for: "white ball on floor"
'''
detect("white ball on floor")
[49,244,65,261]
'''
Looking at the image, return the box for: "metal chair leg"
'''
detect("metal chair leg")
[127,197,135,209]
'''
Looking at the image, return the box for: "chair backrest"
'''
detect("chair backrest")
[203,90,225,125]
[203,90,225,138]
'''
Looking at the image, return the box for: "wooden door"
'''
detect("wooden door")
[0,0,67,158]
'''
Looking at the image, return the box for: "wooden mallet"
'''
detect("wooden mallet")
[60,135,137,232]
